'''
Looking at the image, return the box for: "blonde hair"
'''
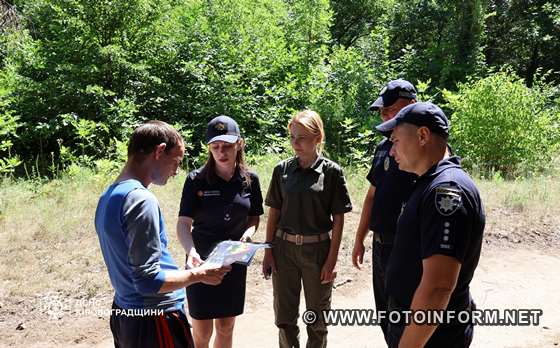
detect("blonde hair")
[288,110,325,153]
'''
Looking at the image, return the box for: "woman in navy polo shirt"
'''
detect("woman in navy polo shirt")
[176,115,264,348]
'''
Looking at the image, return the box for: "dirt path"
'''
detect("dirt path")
[231,248,560,348]
[12,247,556,348]
[469,248,560,347]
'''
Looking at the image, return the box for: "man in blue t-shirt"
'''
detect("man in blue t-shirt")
[95,120,230,348]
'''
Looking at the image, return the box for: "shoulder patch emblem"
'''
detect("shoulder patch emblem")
[435,186,462,216]
[384,156,390,171]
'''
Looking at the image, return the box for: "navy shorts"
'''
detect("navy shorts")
[110,302,194,348]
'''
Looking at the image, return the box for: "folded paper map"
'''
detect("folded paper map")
[201,241,272,268]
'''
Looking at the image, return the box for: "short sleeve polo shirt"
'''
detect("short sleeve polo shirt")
[178,167,264,257]
[366,138,417,243]
[265,156,352,235]
[386,156,485,312]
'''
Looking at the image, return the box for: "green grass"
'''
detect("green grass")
[0,168,114,297]
[0,155,559,299]
[477,175,560,213]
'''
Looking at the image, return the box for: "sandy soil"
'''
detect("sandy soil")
[2,242,559,348]
[233,247,560,348]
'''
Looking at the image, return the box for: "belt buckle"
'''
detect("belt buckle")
[295,234,303,245]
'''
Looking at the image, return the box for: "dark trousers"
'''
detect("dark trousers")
[386,299,476,348]
[110,302,194,348]
[387,322,474,348]
[373,240,393,343]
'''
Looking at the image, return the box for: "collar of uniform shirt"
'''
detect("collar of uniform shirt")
[419,156,462,181]
[214,166,244,183]
[289,155,325,174]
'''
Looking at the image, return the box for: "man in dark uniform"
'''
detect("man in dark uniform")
[352,79,418,341]
[376,102,485,348]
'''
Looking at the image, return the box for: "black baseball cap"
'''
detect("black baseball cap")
[376,102,449,137]
[370,79,417,111]
[206,115,241,144]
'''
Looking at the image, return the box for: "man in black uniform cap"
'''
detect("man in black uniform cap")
[377,102,485,348]
[352,79,417,341]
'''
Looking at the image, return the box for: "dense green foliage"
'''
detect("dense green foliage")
[1,0,559,178]
[447,72,560,177]
[388,0,486,89]
[485,0,560,87]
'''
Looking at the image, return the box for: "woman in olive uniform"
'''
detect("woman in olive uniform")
[262,110,352,348]
[177,115,264,348]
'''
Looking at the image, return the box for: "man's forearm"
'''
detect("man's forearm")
[398,255,461,347]
[355,186,375,243]
[355,200,373,243]
[398,284,454,348]
[158,269,200,293]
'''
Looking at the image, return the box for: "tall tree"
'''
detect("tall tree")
[484,0,560,86]
[388,0,486,89]
[9,0,175,170]
[329,0,392,47]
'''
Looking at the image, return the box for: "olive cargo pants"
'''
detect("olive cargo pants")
[272,237,332,348]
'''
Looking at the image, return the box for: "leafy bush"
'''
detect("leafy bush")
[389,0,486,89]
[1,0,559,179]
[160,0,333,160]
[0,64,21,175]
[7,0,172,173]
[446,70,560,177]
[3,0,338,174]
[154,0,298,159]
[308,46,382,164]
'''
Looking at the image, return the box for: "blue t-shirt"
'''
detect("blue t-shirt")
[94,179,185,311]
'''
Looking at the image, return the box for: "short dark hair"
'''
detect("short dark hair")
[127,121,183,159]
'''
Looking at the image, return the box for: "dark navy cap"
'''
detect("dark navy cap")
[370,79,417,111]
[376,102,449,137]
[206,115,241,144]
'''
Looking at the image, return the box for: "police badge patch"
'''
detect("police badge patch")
[384,156,390,171]
[435,186,462,216]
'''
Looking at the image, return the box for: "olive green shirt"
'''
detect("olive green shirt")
[265,156,352,235]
